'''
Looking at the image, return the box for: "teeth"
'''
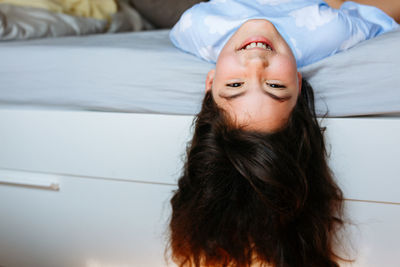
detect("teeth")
[244,42,271,50]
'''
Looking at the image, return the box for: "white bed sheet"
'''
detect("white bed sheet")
[0,30,210,115]
[0,29,399,116]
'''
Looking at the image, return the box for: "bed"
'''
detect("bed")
[0,3,399,266]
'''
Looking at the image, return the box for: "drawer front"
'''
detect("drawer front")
[0,170,398,267]
[0,171,175,267]
[1,110,399,203]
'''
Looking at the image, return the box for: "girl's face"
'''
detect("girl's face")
[206,19,301,132]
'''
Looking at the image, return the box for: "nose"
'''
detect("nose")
[244,53,269,76]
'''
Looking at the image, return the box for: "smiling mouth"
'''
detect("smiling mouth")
[241,42,272,51]
[239,36,274,51]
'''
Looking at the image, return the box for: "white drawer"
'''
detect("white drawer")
[0,109,399,203]
[0,172,399,267]
[0,171,175,267]
[0,109,192,185]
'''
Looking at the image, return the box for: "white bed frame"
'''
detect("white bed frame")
[0,108,399,267]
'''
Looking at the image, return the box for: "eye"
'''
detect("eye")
[226,82,243,87]
[267,83,285,89]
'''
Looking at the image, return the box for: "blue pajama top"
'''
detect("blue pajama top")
[170,0,398,67]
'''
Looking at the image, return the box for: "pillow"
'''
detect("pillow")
[129,0,207,28]
[0,2,150,41]
[0,4,106,40]
[0,0,118,20]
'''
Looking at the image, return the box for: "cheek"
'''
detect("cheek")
[215,54,244,82]
[216,53,240,71]
[269,56,298,81]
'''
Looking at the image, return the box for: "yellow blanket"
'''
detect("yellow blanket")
[0,0,118,20]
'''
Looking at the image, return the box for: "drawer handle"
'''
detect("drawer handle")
[0,175,59,191]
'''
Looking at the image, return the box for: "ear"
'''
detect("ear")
[297,72,302,92]
[205,69,215,92]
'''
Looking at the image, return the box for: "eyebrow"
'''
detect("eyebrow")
[219,90,291,102]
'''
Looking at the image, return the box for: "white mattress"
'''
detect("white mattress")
[0,30,210,115]
[0,29,399,116]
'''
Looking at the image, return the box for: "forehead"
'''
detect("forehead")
[213,92,295,132]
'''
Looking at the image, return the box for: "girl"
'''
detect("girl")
[170,0,398,132]
[168,1,399,266]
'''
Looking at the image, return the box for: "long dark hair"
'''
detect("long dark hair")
[168,79,345,267]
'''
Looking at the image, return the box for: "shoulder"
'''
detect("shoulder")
[338,1,398,37]
[170,0,246,62]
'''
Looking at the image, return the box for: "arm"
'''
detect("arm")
[325,0,400,23]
